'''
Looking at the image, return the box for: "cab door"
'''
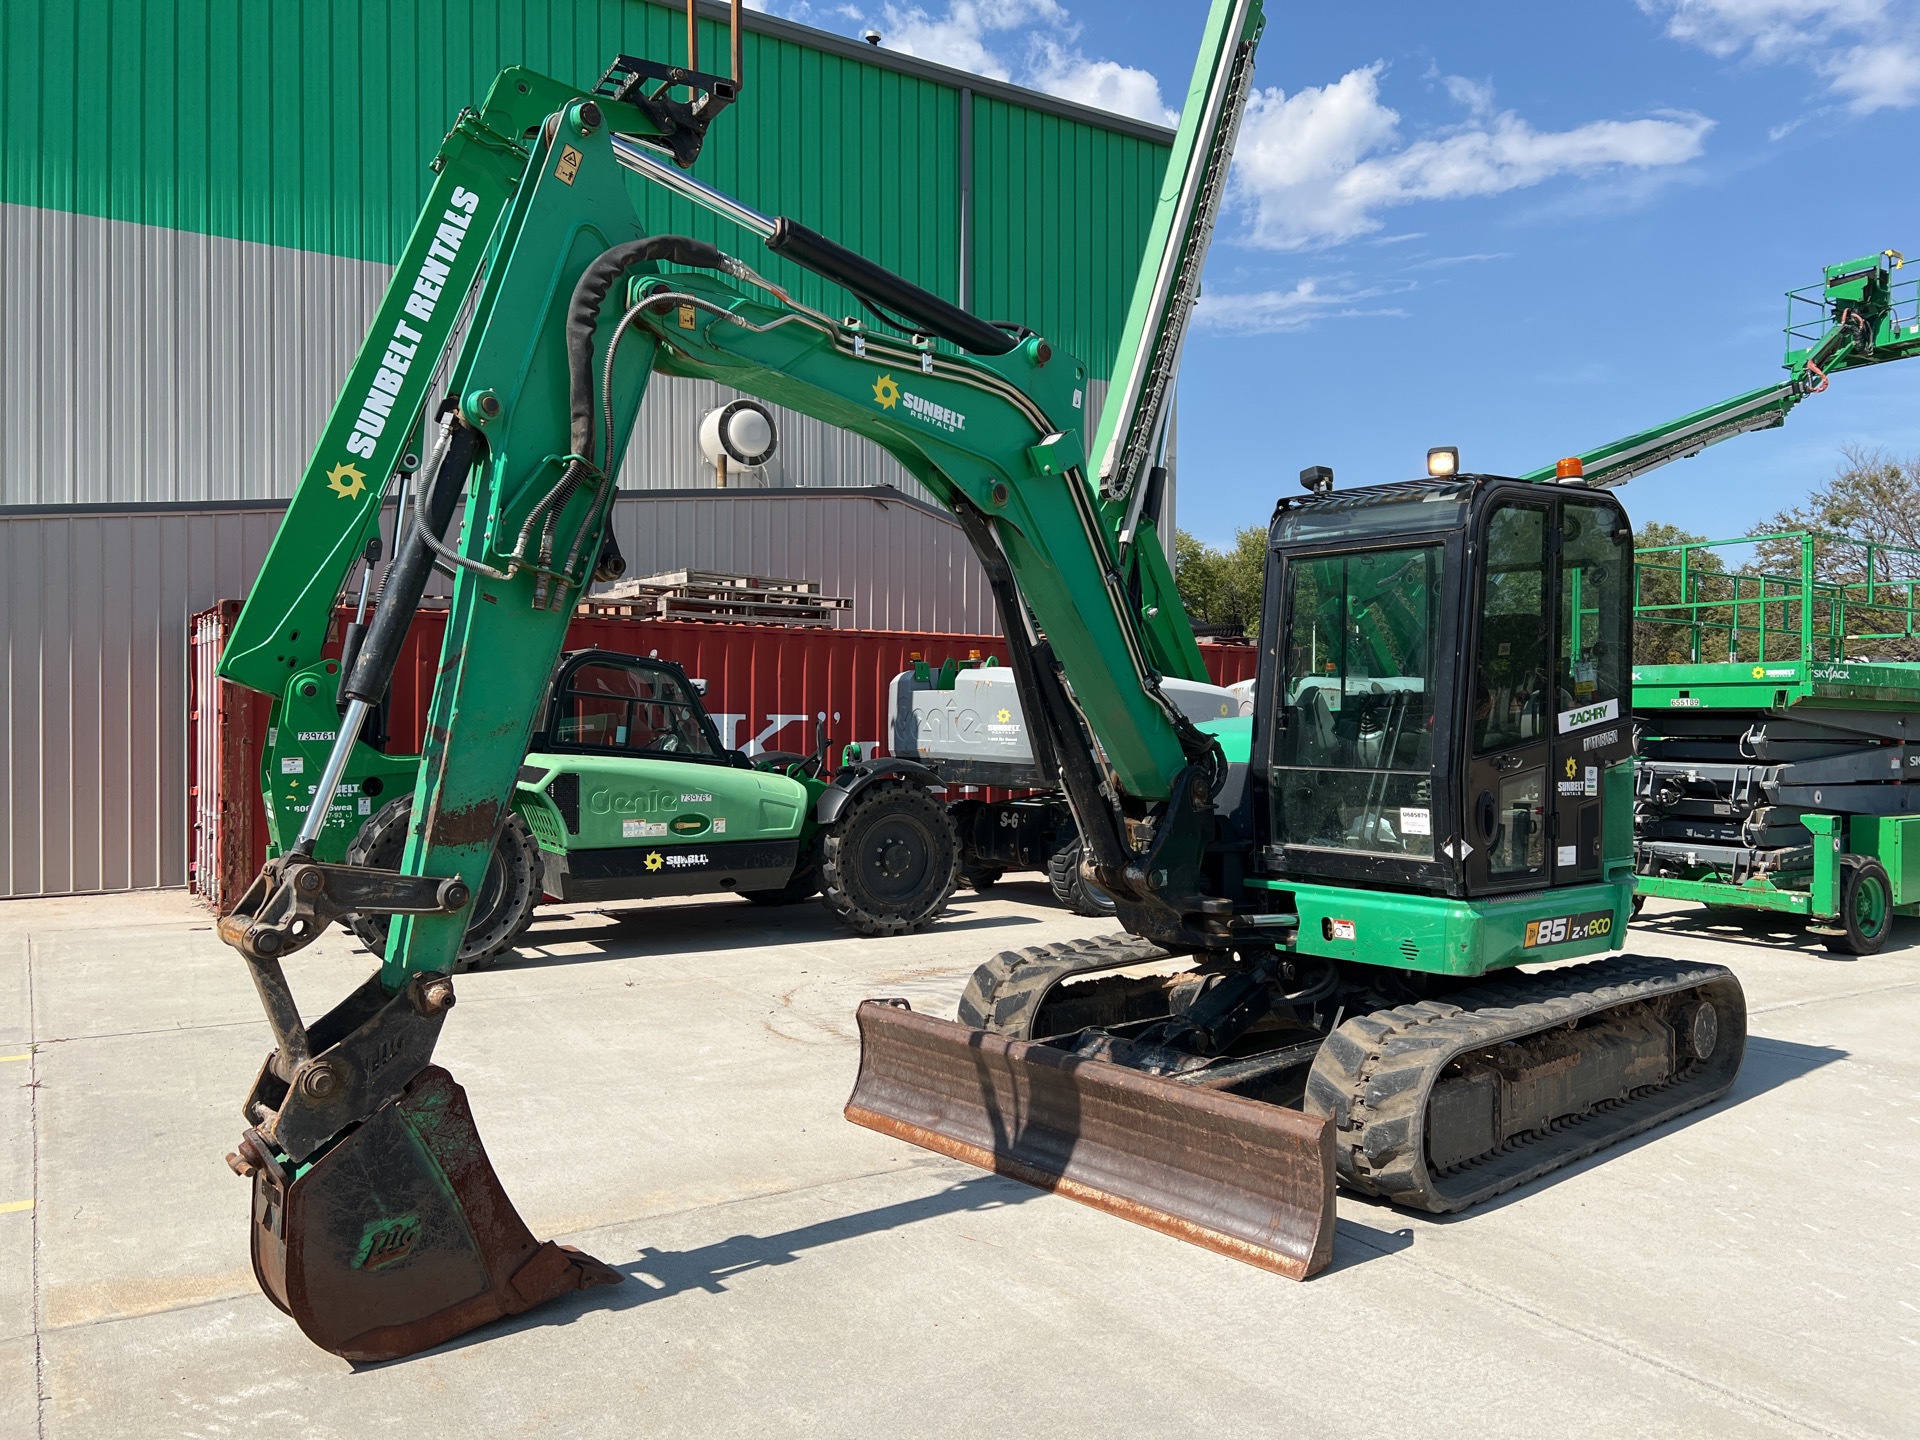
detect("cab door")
[1544,495,1633,884]
[1463,500,1553,893]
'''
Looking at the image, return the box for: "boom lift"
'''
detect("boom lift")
[214,0,1745,1361]
[1521,249,1916,488]
[1510,248,1920,946]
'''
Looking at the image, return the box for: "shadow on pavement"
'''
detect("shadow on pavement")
[1630,909,1920,962]
[379,1173,1043,1363]
[486,899,1045,971]
[1326,1217,1417,1272]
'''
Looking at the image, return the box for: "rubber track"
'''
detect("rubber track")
[1303,954,1745,1214]
[956,933,1170,1035]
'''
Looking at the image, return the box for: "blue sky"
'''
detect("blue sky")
[759,0,1919,545]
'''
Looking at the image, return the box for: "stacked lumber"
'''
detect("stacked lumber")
[583,568,851,626]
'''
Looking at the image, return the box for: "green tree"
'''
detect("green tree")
[1632,521,1728,665]
[1174,526,1268,637]
[1750,447,1920,660]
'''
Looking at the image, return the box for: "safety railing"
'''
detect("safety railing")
[1633,530,1920,664]
[1785,266,1920,362]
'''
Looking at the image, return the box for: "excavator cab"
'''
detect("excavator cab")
[1260,476,1635,902]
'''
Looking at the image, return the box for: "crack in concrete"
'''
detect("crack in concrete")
[1750,979,1920,1017]
[27,938,46,1440]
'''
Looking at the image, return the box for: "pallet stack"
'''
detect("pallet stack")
[583,569,853,627]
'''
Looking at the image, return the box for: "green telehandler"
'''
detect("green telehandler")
[266,636,959,966]
[213,0,1749,1362]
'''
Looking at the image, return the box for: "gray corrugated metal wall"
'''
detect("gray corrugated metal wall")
[1,203,1113,508]
[0,490,993,899]
[0,203,990,508]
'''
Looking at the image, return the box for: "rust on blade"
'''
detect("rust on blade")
[845,1000,1335,1280]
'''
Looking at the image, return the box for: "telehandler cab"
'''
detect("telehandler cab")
[213,0,1749,1361]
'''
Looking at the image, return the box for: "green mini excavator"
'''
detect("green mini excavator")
[214,0,1749,1361]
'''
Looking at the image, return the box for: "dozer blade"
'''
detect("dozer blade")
[248,1066,620,1362]
[846,1001,1336,1279]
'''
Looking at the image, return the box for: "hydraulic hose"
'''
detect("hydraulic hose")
[565,236,729,467]
[342,422,479,707]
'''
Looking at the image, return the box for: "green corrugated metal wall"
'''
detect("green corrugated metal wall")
[970,96,1168,380]
[2,0,1165,377]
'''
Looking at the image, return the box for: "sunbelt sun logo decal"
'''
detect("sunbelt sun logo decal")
[871,372,967,433]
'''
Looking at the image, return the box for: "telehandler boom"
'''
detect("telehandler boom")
[215,0,1745,1360]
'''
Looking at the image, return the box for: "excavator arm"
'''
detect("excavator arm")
[1524,249,1918,488]
[213,0,1274,1359]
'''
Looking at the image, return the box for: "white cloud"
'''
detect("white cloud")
[1026,38,1177,124]
[1229,66,1713,250]
[775,0,1177,124]
[1193,277,1411,335]
[1641,0,1920,112]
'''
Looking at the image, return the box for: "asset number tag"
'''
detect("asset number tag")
[1523,910,1613,947]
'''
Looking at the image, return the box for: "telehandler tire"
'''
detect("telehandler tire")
[819,779,960,935]
[344,795,543,971]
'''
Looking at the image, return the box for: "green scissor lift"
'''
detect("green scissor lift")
[1631,530,1920,951]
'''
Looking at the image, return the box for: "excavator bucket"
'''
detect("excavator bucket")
[246,1066,620,1362]
[845,1001,1336,1279]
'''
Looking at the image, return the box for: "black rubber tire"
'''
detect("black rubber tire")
[1046,834,1116,918]
[344,796,542,972]
[1825,856,1893,956]
[818,779,960,936]
[742,854,821,906]
[1630,892,1647,918]
[961,864,1004,892]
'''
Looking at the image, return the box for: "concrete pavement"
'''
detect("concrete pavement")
[1,885,1914,1439]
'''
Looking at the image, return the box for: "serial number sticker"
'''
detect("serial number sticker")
[1398,806,1431,836]
[1523,910,1614,948]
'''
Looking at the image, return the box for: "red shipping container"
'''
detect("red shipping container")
[188,600,1259,911]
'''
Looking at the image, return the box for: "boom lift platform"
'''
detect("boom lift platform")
[211,0,1748,1359]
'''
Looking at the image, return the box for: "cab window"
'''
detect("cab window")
[1273,544,1443,857]
[552,664,717,757]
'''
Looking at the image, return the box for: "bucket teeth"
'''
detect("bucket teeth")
[845,1000,1336,1280]
[247,1065,620,1362]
